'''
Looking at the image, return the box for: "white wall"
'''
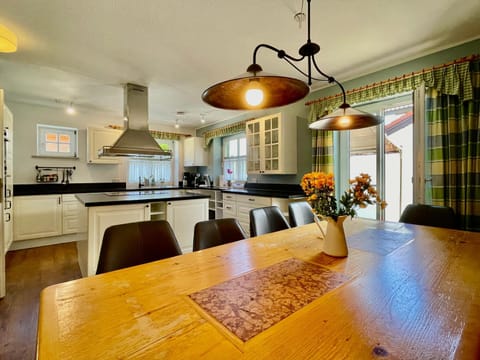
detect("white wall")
[8,101,194,184]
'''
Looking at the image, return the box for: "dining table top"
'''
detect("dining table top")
[37,218,480,359]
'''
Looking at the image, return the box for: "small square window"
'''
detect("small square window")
[37,125,78,158]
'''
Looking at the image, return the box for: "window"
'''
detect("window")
[37,124,78,158]
[127,140,176,186]
[223,134,247,181]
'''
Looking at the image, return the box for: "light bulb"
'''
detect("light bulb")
[175,121,180,129]
[338,116,352,127]
[245,88,264,107]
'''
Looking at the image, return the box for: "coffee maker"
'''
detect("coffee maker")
[183,172,196,187]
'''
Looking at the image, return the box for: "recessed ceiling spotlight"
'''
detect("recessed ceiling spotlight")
[200,114,206,124]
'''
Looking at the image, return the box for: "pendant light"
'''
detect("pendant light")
[0,24,17,53]
[201,0,380,130]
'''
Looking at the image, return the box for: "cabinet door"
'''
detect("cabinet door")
[184,137,208,166]
[13,195,62,241]
[62,195,87,234]
[166,199,208,253]
[87,127,122,164]
[246,120,262,173]
[87,203,150,276]
[263,115,280,172]
[246,113,296,175]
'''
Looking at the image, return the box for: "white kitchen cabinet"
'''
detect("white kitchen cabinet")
[166,198,208,253]
[3,103,13,254]
[87,127,122,164]
[62,194,87,234]
[220,193,300,236]
[235,194,272,235]
[86,203,150,276]
[184,137,208,166]
[188,188,222,219]
[246,113,297,174]
[13,195,63,241]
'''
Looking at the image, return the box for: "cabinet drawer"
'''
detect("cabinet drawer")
[62,194,78,202]
[222,193,236,201]
[236,194,271,206]
[63,201,80,216]
[223,201,236,217]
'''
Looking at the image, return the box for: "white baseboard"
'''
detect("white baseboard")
[9,233,87,251]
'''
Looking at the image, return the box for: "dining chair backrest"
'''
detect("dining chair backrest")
[288,201,315,227]
[399,204,457,229]
[96,220,182,274]
[193,218,248,251]
[249,206,291,237]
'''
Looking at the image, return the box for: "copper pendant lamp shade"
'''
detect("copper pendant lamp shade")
[201,0,381,130]
[202,70,309,110]
[309,104,382,131]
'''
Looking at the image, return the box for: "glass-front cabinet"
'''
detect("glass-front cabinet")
[246,113,296,174]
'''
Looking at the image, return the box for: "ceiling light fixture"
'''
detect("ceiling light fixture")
[200,114,206,124]
[201,0,381,130]
[66,103,76,115]
[0,24,17,53]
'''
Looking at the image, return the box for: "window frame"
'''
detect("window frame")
[36,124,78,158]
[222,133,247,182]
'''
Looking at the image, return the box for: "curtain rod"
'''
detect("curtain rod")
[305,54,480,106]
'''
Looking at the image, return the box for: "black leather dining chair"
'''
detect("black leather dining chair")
[193,218,248,251]
[399,203,457,229]
[249,206,291,237]
[96,220,182,274]
[288,201,315,227]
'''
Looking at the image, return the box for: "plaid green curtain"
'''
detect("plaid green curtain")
[425,60,480,231]
[308,102,334,171]
[107,125,183,141]
[203,120,248,147]
[308,61,473,116]
[149,130,182,141]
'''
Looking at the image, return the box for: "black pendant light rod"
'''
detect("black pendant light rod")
[248,0,346,93]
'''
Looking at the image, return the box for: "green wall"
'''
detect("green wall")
[198,38,480,185]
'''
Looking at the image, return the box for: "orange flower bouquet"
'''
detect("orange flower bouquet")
[300,172,386,221]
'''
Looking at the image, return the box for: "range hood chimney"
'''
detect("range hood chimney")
[99,83,172,158]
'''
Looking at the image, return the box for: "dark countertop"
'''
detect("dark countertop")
[76,190,210,207]
[14,182,305,199]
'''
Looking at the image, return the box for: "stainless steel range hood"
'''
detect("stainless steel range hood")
[99,83,172,158]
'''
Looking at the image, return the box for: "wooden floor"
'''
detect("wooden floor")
[0,243,82,360]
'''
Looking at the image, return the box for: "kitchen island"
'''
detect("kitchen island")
[76,189,210,276]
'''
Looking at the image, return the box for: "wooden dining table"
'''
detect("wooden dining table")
[37,218,480,359]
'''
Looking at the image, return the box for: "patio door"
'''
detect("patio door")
[341,92,419,221]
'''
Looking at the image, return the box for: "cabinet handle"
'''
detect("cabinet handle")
[248,198,255,202]
[5,212,10,222]
[5,189,11,198]
[58,197,61,205]
[4,200,11,210]
[145,204,150,208]
[225,206,232,210]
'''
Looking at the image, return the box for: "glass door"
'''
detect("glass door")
[348,93,414,221]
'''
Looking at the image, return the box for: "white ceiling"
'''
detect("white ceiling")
[1,0,479,130]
